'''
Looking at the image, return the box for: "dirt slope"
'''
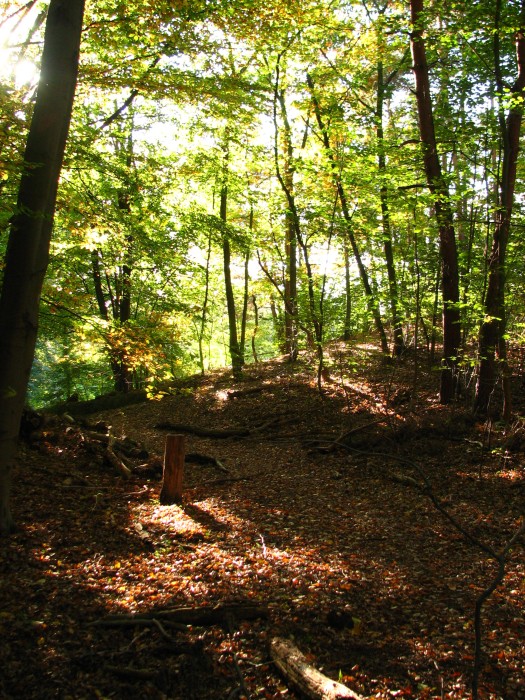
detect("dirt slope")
[1,344,524,699]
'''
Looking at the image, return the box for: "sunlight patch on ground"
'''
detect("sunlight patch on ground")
[141,503,205,536]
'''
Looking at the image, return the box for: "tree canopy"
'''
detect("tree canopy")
[1,0,525,408]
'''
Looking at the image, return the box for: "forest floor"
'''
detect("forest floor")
[1,341,524,700]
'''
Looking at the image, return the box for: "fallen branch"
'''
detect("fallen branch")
[91,603,269,628]
[89,617,188,632]
[105,665,159,681]
[105,444,132,479]
[270,637,364,700]
[203,475,254,486]
[186,452,230,473]
[154,422,250,438]
[81,430,148,458]
[227,386,268,399]
[226,382,304,400]
[154,417,293,440]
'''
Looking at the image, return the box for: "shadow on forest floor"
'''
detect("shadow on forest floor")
[2,343,525,699]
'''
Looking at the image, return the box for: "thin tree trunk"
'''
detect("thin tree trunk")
[239,248,250,365]
[198,233,212,374]
[220,182,243,378]
[113,188,133,393]
[273,67,298,361]
[343,239,352,341]
[269,294,284,351]
[239,206,253,365]
[274,74,325,377]
[306,73,390,356]
[377,60,404,356]
[251,295,259,363]
[474,0,525,418]
[410,0,461,403]
[91,249,109,320]
[0,0,85,534]
[430,260,440,365]
[277,89,298,361]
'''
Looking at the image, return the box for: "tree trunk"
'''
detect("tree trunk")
[0,0,85,534]
[277,89,298,361]
[159,434,185,505]
[474,0,525,418]
[251,294,259,363]
[239,207,253,366]
[111,160,134,394]
[272,74,299,361]
[306,74,390,357]
[376,60,404,356]
[342,239,352,341]
[221,183,243,378]
[410,0,461,403]
[198,233,212,374]
[275,77,325,374]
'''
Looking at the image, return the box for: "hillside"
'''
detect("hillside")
[1,344,524,699]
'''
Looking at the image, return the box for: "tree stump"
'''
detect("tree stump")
[159,434,185,504]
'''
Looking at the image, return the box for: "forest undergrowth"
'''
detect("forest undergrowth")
[1,342,524,699]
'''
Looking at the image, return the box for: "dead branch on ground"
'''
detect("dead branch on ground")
[154,422,250,438]
[154,416,291,439]
[186,452,229,473]
[90,603,269,628]
[270,637,364,700]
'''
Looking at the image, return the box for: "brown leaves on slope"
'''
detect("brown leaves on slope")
[1,346,524,699]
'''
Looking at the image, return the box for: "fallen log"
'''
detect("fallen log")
[81,430,149,459]
[186,452,229,473]
[92,603,269,628]
[154,417,295,440]
[154,422,250,438]
[105,665,159,681]
[270,637,364,700]
[227,386,268,399]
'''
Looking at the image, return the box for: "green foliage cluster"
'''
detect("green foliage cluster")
[2,0,525,406]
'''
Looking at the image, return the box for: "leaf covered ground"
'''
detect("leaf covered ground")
[1,343,524,699]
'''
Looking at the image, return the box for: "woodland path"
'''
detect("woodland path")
[1,343,524,699]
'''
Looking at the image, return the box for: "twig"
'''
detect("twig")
[472,518,525,699]
[151,617,174,642]
[314,438,524,698]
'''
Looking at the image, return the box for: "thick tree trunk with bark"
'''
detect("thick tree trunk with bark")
[474,0,525,418]
[410,0,461,403]
[0,0,85,534]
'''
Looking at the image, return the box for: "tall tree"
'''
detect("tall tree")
[410,0,461,403]
[372,5,406,356]
[0,0,85,534]
[220,138,244,377]
[307,73,390,356]
[474,0,525,418]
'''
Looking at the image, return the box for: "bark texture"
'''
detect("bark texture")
[474,0,525,417]
[0,0,85,534]
[410,0,461,403]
